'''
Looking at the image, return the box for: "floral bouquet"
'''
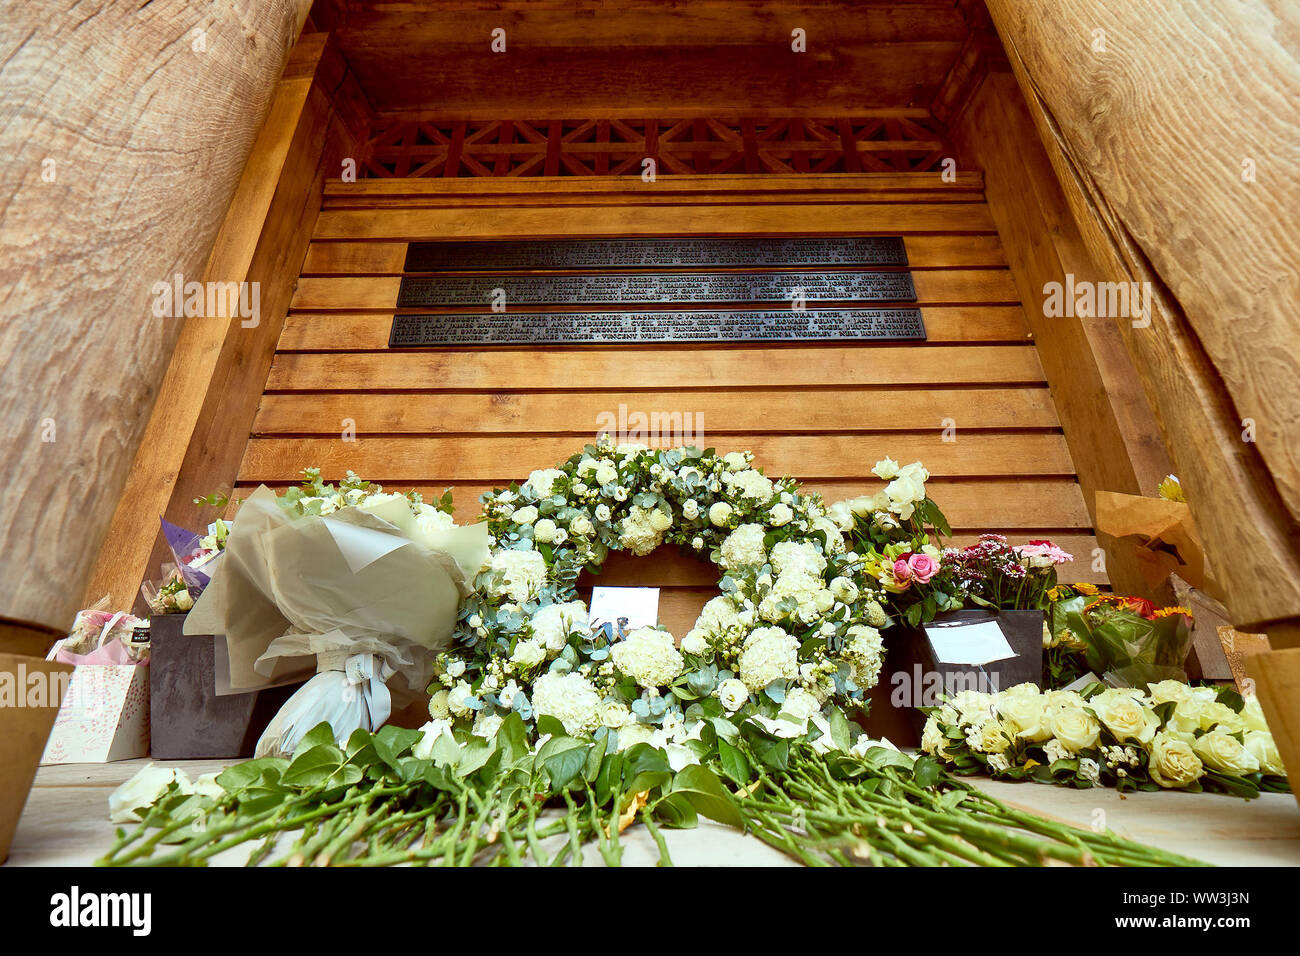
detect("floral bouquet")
[939,534,1073,612]
[185,469,488,757]
[831,457,961,626]
[921,680,1289,798]
[1045,588,1193,687]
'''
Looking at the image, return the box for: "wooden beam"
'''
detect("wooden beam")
[81,28,360,615]
[950,70,1172,599]
[986,0,1300,632]
[0,0,311,638]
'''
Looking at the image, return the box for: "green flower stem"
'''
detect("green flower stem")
[640,809,674,866]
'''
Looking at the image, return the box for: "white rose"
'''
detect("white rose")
[512,505,538,524]
[1047,706,1101,753]
[1090,690,1159,746]
[412,719,455,760]
[828,576,858,604]
[682,499,700,520]
[600,700,632,729]
[570,514,594,537]
[447,679,475,717]
[1193,730,1260,776]
[510,639,545,670]
[595,504,612,522]
[1148,731,1204,788]
[691,536,705,550]
[998,686,1052,743]
[717,678,749,712]
[1243,731,1286,776]
[524,468,565,499]
[708,502,733,526]
[871,457,900,480]
[108,765,192,823]
[1242,696,1270,733]
[769,502,793,526]
[595,461,619,486]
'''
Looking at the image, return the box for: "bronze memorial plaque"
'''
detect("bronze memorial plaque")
[388,236,925,344]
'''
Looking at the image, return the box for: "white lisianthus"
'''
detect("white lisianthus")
[611,627,684,688]
[708,502,733,526]
[780,687,821,723]
[769,502,793,526]
[510,639,546,670]
[531,671,602,737]
[524,468,565,499]
[717,678,749,712]
[569,514,594,537]
[447,679,475,717]
[594,460,619,486]
[108,765,192,823]
[682,499,700,520]
[680,629,709,655]
[486,548,548,602]
[594,503,612,522]
[719,523,767,569]
[738,626,800,691]
[871,457,900,480]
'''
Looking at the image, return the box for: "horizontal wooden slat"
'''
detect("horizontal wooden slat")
[288,269,1017,312]
[232,478,1093,530]
[311,203,999,241]
[322,173,983,200]
[266,346,1046,390]
[299,234,1009,276]
[237,434,1075,483]
[277,306,1030,349]
[253,387,1060,435]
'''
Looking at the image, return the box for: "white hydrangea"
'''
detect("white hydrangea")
[414,508,454,535]
[529,600,586,652]
[531,671,602,736]
[524,468,566,499]
[738,626,800,691]
[769,540,827,578]
[611,627,684,688]
[722,452,749,471]
[696,595,743,635]
[725,468,775,501]
[844,624,884,688]
[618,505,666,556]
[719,523,767,569]
[680,629,709,655]
[486,549,548,602]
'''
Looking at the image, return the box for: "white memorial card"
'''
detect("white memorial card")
[924,620,1016,667]
[588,586,660,633]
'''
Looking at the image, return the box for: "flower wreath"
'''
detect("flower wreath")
[427,438,893,751]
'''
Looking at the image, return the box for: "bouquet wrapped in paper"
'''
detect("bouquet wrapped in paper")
[1046,586,1193,687]
[185,480,489,757]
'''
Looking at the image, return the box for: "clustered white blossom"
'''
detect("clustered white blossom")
[425,439,897,752]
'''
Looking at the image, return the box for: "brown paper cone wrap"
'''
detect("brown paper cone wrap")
[0,654,74,862]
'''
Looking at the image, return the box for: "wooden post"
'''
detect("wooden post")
[0,1,313,647]
[985,0,1300,639]
[79,28,371,621]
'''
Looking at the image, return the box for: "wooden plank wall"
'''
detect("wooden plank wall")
[235,173,1107,636]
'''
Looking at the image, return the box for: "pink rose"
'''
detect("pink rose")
[892,558,913,585]
[907,552,939,584]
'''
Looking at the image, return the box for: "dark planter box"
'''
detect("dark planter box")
[149,614,300,759]
[862,609,1044,747]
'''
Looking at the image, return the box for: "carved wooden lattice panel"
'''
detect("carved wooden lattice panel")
[354,115,949,178]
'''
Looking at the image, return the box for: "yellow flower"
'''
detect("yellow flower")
[1072,582,1100,596]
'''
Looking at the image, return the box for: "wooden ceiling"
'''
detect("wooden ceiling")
[315,1,981,117]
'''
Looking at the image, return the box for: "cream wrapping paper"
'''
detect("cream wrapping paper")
[185,486,488,755]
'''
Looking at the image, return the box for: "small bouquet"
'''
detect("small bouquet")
[921,681,1289,798]
[50,599,149,664]
[1046,588,1193,687]
[940,534,1073,612]
[832,457,961,626]
[140,565,194,614]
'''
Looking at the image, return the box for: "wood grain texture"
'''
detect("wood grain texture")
[312,202,998,240]
[0,0,311,631]
[335,1,967,114]
[951,70,1173,598]
[987,0,1300,627]
[265,346,1047,390]
[80,28,348,615]
[237,434,1076,482]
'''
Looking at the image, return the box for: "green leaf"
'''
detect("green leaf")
[294,722,337,757]
[828,707,851,752]
[670,765,744,828]
[215,758,287,794]
[717,738,751,786]
[542,742,589,790]
[456,736,498,779]
[911,754,944,789]
[281,744,346,789]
